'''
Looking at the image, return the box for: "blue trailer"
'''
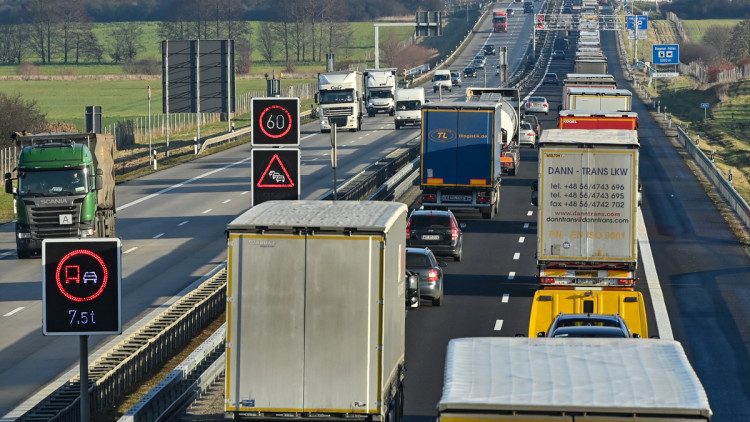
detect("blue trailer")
[420,96,518,219]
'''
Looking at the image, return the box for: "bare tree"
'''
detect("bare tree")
[56,0,87,63]
[702,25,732,62]
[0,24,26,64]
[728,20,750,63]
[109,23,143,64]
[0,93,46,147]
[258,21,277,62]
[23,0,58,63]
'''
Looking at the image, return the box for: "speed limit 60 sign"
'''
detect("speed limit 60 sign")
[42,238,121,335]
[252,97,300,146]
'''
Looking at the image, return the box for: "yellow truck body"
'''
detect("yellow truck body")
[528,289,648,338]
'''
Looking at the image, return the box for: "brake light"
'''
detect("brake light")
[526,131,534,137]
[543,103,548,107]
[617,279,633,285]
[422,194,436,202]
[428,269,439,282]
[451,221,459,241]
[406,220,411,238]
[541,277,555,284]
[525,102,531,107]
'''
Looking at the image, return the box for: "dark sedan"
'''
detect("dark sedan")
[406,247,446,306]
[406,209,463,261]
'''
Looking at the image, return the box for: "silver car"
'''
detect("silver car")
[519,121,536,147]
[405,247,446,306]
[473,55,486,68]
[524,96,549,115]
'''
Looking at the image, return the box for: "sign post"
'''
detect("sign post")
[701,103,709,120]
[43,238,122,422]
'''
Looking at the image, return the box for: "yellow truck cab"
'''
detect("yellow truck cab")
[528,289,648,338]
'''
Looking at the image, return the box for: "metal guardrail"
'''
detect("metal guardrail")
[13,270,227,422]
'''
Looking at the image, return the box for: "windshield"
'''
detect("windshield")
[319,89,354,104]
[434,74,450,81]
[493,17,506,23]
[396,100,421,111]
[18,168,88,196]
[369,90,393,99]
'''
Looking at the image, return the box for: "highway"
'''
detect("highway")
[2,0,750,420]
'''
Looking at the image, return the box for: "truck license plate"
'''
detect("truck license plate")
[421,235,440,241]
[444,195,471,202]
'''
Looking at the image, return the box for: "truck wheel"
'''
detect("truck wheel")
[17,249,31,259]
[390,110,395,117]
[432,294,442,306]
[481,207,491,219]
[395,123,401,130]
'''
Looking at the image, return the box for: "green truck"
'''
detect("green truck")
[4,132,116,258]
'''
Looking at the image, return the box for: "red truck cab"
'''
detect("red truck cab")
[493,11,508,32]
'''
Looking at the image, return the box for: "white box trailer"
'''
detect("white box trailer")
[536,129,639,288]
[225,200,408,421]
[438,337,712,421]
[567,87,632,111]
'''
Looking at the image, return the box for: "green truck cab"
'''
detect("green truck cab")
[4,132,116,258]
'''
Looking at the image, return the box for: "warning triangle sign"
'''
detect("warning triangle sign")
[257,154,295,188]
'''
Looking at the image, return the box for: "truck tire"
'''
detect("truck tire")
[390,110,395,117]
[17,249,31,259]
[432,294,443,306]
[395,123,401,130]
[481,207,492,219]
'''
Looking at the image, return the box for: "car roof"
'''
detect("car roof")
[411,209,453,217]
[406,247,433,255]
[551,326,629,338]
[529,96,546,101]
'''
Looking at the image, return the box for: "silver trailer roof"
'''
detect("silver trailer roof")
[559,109,638,117]
[539,129,639,147]
[567,87,632,95]
[227,200,407,232]
[439,337,712,418]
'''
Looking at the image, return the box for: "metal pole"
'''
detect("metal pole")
[331,123,338,201]
[374,25,379,69]
[80,335,89,422]
[148,86,152,164]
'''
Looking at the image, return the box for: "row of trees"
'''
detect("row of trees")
[0,0,428,70]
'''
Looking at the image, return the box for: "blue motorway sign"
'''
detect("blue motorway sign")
[701,103,710,109]
[653,44,679,65]
[626,15,648,30]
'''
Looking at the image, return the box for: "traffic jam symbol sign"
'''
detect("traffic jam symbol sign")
[251,97,300,146]
[43,238,121,335]
[652,44,679,65]
[252,148,300,206]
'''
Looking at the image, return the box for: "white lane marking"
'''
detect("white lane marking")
[4,307,24,317]
[494,320,503,331]
[153,233,165,239]
[0,251,14,258]
[518,236,525,243]
[508,272,515,280]
[202,209,212,214]
[178,221,189,226]
[118,156,252,211]
[527,211,533,216]
[222,199,231,204]
[301,134,315,140]
[502,294,510,303]
[638,209,673,339]
[513,252,520,260]
[523,223,529,229]
[124,247,138,254]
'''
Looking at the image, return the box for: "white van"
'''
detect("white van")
[432,69,452,93]
[394,87,425,130]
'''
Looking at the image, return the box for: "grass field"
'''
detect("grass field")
[0,77,315,130]
[682,19,741,43]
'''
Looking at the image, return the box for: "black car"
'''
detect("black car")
[542,72,559,85]
[539,313,640,338]
[463,67,477,78]
[406,209,463,261]
[406,247,447,306]
[552,49,566,60]
[483,44,496,56]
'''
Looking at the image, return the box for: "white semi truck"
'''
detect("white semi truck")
[364,68,397,116]
[438,337,712,422]
[225,200,407,422]
[316,71,365,132]
[393,87,425,130]
[535,129,640,288]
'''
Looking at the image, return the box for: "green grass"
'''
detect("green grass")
[0,77,315,130]
[682,19,741,43]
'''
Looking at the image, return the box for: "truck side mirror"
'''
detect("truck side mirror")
[537,332,546,337]
[95,168,103,191]
[4,172,14,195]
[314,93,319,104]
[501,128,508,144]
[531,181,538,207]
[406,272,419,308]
